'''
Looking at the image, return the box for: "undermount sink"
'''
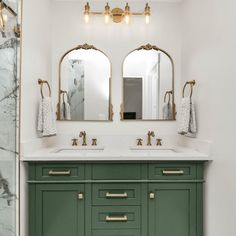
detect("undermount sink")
[129,146,178,154]
[53,146,105,154]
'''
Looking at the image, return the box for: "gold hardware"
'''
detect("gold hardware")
[137,138,143,146]
[149,192,155,199]
[79,131,87,146]
[106,192,128,198]
[106,215,128,222]
[92,138,97,146]
[38,79,51,98]
[83,2,151,24]
[156,138,162,146]
[147,131,155,146]
[162,170,184,176]
[48,170,71,176]
[111,8,124,23]
[121,44,176,121]
[182,80,196,98]
[78,192,84,200]
[71,138,78,146]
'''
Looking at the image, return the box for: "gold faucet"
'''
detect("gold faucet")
[147,131,155,146]
[79,131,87,146]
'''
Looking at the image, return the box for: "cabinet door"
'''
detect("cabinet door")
[148,183,196,236]
[34,184,84,236]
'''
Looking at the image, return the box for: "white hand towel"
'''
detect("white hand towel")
[178,96,197,136]
[60,102,71,120]
[37,97,57,137]
[162,102,173,120]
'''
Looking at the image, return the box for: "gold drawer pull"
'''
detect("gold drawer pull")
[48,170,71,176]
[106,192,128,198]
[106,215,128,222]
[162,170,184,175]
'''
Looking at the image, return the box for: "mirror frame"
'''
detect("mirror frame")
[121,43,176,121]
[57,43,113,121]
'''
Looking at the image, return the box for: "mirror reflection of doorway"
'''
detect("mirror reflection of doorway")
[123,77,143,120]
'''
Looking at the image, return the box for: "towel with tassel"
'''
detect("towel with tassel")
[60,101,71,120]
[37,97,57,137]
[163,102,173,120]
[178,96,197,136]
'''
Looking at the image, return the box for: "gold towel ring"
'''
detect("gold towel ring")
[164,90,172,103]
[182,80,196,98]
[38,79,51,98]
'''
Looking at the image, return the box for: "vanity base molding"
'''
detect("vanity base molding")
[28,161,205,236]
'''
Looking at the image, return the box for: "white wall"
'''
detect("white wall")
[51,0,182,135]
[181,0,236,235]
[21,0,52,142]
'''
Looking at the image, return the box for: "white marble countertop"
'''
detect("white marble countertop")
[21,146,210,162]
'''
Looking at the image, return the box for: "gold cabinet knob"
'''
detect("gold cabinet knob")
[78,192,84,200]
[149,192,155,199]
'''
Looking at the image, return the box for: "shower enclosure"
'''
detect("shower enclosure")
[0,0,20,235]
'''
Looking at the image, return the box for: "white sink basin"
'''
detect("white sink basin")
[53,146,104,154]
[129,146,177,154]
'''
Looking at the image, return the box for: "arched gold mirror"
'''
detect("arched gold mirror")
[58,44,112,121]
[121,44,175,121]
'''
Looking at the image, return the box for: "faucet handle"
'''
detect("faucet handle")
[92,138,97,146]
[71,138,78,146]
[156,138,162,146]
[137,138,143,146]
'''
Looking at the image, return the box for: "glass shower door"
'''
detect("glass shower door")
[0,0,19,235]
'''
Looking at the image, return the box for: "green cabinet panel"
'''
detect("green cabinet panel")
[92,164,141,180]
[92,229,140,236]
[92,183,141,205]
[34,184,84,236]
[148,183,197,236]
[34,163,85,181]
[148,163,197,180]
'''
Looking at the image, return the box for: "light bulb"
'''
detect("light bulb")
[125,14,130,24]
[84,13,89,23]
[145,14,150,24]
[84,2,90,24]
[104,14,110,24]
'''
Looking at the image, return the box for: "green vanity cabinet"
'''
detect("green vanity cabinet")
[29,183,85,236]
[148,183,197,236]
[28,162,205,236]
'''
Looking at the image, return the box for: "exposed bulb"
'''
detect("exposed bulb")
[104,14,110,24]
[84,13,89,23]
[125,15,130,24]
[145,14,150,24]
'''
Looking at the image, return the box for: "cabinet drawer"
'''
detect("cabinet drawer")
[34,163,85,180]
[92,164,141,180]
[148,163,197,180]
[92,184,141,205]
[92,206,140,229]
[92,229,140,236]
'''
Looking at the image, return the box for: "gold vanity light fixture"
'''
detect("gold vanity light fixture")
[0,0,17,33]
[83,2,151,24]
